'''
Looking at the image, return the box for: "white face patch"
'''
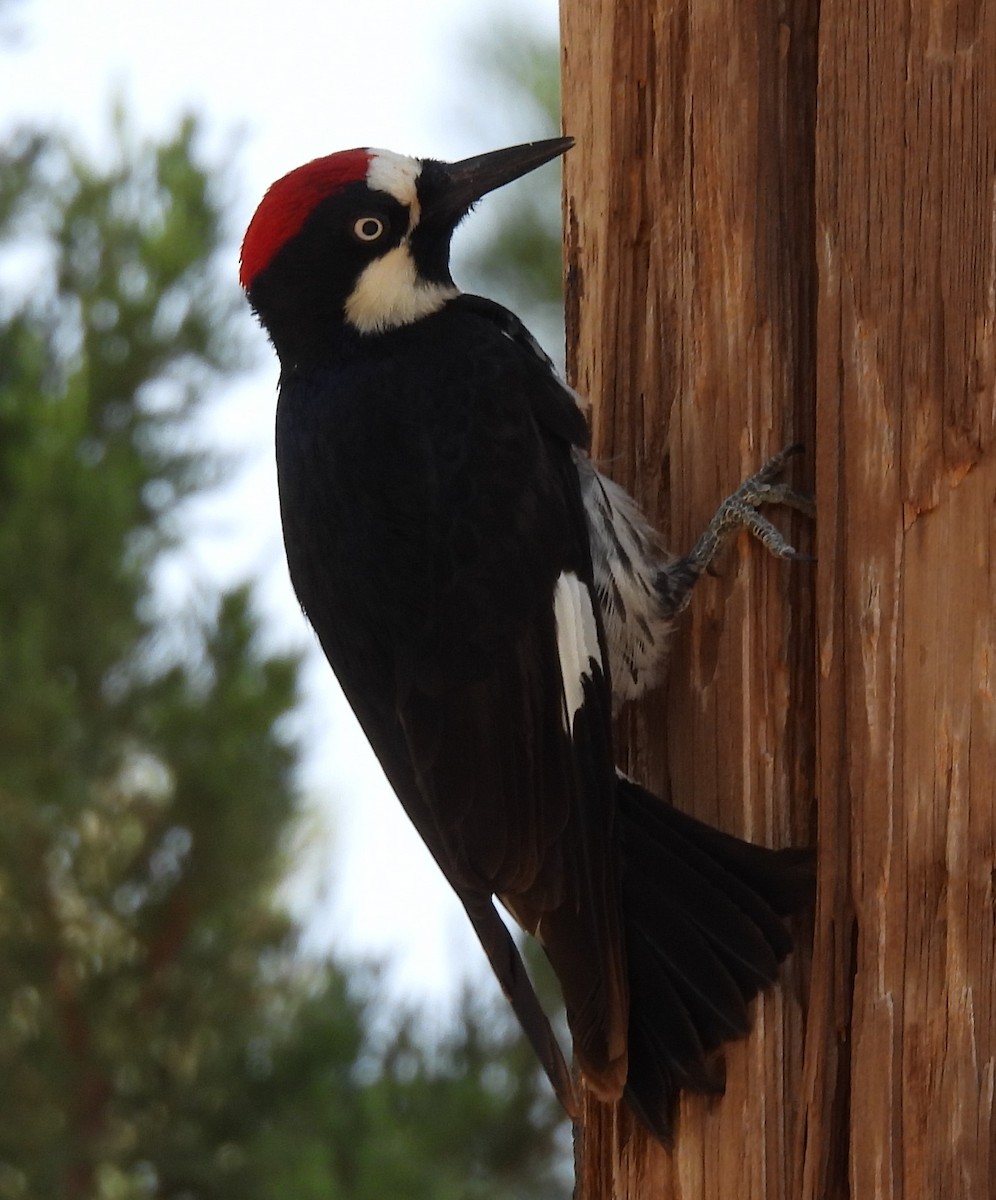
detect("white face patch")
[552,570,603,734]
[344,150,460,334]
[344,244,459,334]
[366,149,422,223]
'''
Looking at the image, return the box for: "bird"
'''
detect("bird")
[240,136,814,1143]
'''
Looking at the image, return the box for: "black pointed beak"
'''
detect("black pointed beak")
[426,137,574,225]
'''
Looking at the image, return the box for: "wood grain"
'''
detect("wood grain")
[560,0,996,1196]
[809,3,996,1197]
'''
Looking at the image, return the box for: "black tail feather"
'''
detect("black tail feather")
[616,776,814,1143]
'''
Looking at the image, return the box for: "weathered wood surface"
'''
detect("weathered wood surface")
[807,4,996,1198]
[560,0,996,1197]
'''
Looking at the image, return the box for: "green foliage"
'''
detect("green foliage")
[0,108,568,1199]
[245,970,568,1200]
[0,113,296,1198]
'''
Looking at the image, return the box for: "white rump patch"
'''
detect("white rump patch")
[345,244,459,334]
[552,571,603,734]
[577,455,674,709]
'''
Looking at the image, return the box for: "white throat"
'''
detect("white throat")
[345,244,459,334]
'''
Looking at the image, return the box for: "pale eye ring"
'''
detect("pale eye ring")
[353,216,387,242]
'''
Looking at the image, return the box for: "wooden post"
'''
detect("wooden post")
[804,5,996,1198]
[561,1,996,1197]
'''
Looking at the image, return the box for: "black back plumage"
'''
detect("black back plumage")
[275,295,630,1094]
[276,296,587,699]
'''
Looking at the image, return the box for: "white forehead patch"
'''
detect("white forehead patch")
[345,243,459,334]
[366,149,422,223]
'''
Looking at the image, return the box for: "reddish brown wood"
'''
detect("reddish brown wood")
[806,3,996,1198]
[560,0,996,1196]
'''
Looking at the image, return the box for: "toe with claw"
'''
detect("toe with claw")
[658,443,814,617]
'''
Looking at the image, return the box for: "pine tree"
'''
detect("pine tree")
[0,112,297,1199]
[0,109,567,1200]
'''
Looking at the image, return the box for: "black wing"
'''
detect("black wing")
[276,297,630,1101]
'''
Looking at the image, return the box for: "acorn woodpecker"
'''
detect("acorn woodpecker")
[241,137,813,1142]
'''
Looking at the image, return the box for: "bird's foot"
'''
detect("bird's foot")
[658,443,814,616]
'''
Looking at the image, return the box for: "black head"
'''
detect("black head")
[240,138,573,365]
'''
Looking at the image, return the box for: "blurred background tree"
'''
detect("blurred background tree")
[459,18,564,357]
[0,81,568,1200]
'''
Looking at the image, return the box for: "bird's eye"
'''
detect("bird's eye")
[353,216,387,242]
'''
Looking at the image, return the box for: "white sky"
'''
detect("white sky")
[1,0,560,1019]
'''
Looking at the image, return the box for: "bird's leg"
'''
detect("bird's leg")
[658,442,815,618]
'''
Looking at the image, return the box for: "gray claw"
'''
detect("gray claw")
[660,442,814,615]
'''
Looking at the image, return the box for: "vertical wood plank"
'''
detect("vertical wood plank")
[812,2,996,1197]
[561,1,819,1196]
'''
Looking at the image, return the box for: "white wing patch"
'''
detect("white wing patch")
[345,244,459,334]
[552,571,603,733]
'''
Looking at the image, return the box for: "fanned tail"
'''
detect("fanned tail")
[615,775,814,1143]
